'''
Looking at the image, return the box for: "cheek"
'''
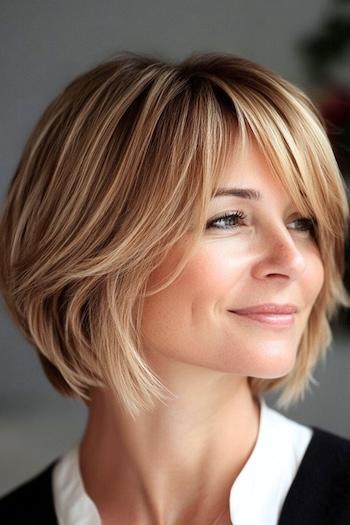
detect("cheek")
[139,246,233,352]
[142,248,226,323]
[142,243,324,324]
[167,244,253,322]
[295,251,324,334]
[303,251,325,306]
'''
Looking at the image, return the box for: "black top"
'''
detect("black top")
[1,425,350,524]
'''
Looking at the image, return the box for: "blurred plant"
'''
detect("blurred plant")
[296,0,350,175]
[296,0,350,325]
[318,86,350,176]
[297,5,350,85]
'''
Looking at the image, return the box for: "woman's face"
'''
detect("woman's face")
[141,140,324,381]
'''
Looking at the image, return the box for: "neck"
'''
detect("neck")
[79,377,260,525]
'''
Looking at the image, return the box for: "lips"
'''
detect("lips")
[230,303,298,315]
[228,303,298,328]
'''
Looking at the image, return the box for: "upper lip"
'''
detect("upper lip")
[230,303,299,314]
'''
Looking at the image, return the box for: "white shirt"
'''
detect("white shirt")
[52,396,313,525]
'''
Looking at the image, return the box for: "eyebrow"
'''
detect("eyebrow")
[212,187,262,200]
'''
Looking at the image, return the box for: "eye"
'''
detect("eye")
[288,217,317,238]
[206,210,247,230]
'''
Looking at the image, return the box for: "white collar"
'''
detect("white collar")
[229,395,313,524]
[53,442,100,525]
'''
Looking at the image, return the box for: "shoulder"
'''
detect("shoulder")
[278,425,350,524]
[304,424,350,479]
[0,460,59,524]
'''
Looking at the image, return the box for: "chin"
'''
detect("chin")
[247,345,298,380]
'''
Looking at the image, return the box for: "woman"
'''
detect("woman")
[0,51,349,525]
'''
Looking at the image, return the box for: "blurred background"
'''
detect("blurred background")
[1,0,349,498]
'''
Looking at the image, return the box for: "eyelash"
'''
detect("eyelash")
[206,210,317,237]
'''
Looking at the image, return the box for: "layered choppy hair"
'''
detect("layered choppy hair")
[0,51,349,419]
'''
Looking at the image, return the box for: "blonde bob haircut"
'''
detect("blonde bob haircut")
[0,51,349,420]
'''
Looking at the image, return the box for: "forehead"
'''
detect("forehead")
[214,139,293,205]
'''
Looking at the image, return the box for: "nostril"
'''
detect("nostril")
[251,240,307,281]
[266,273,290,279]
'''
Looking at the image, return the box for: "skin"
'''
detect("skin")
[79,138,325,525]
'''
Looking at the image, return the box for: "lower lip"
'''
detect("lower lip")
[229,311,295,327]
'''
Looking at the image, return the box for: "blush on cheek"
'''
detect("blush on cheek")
[306,256,324,306]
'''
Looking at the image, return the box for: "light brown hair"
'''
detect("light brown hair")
[0,51,349,419]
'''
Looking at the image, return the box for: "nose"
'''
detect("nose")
[251,224,307,281]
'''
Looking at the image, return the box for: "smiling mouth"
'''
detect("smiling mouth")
[228,311,295,328]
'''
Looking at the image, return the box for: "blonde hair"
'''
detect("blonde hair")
[0,51,349,419]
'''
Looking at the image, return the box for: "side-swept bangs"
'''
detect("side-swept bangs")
[0,51,348,418]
